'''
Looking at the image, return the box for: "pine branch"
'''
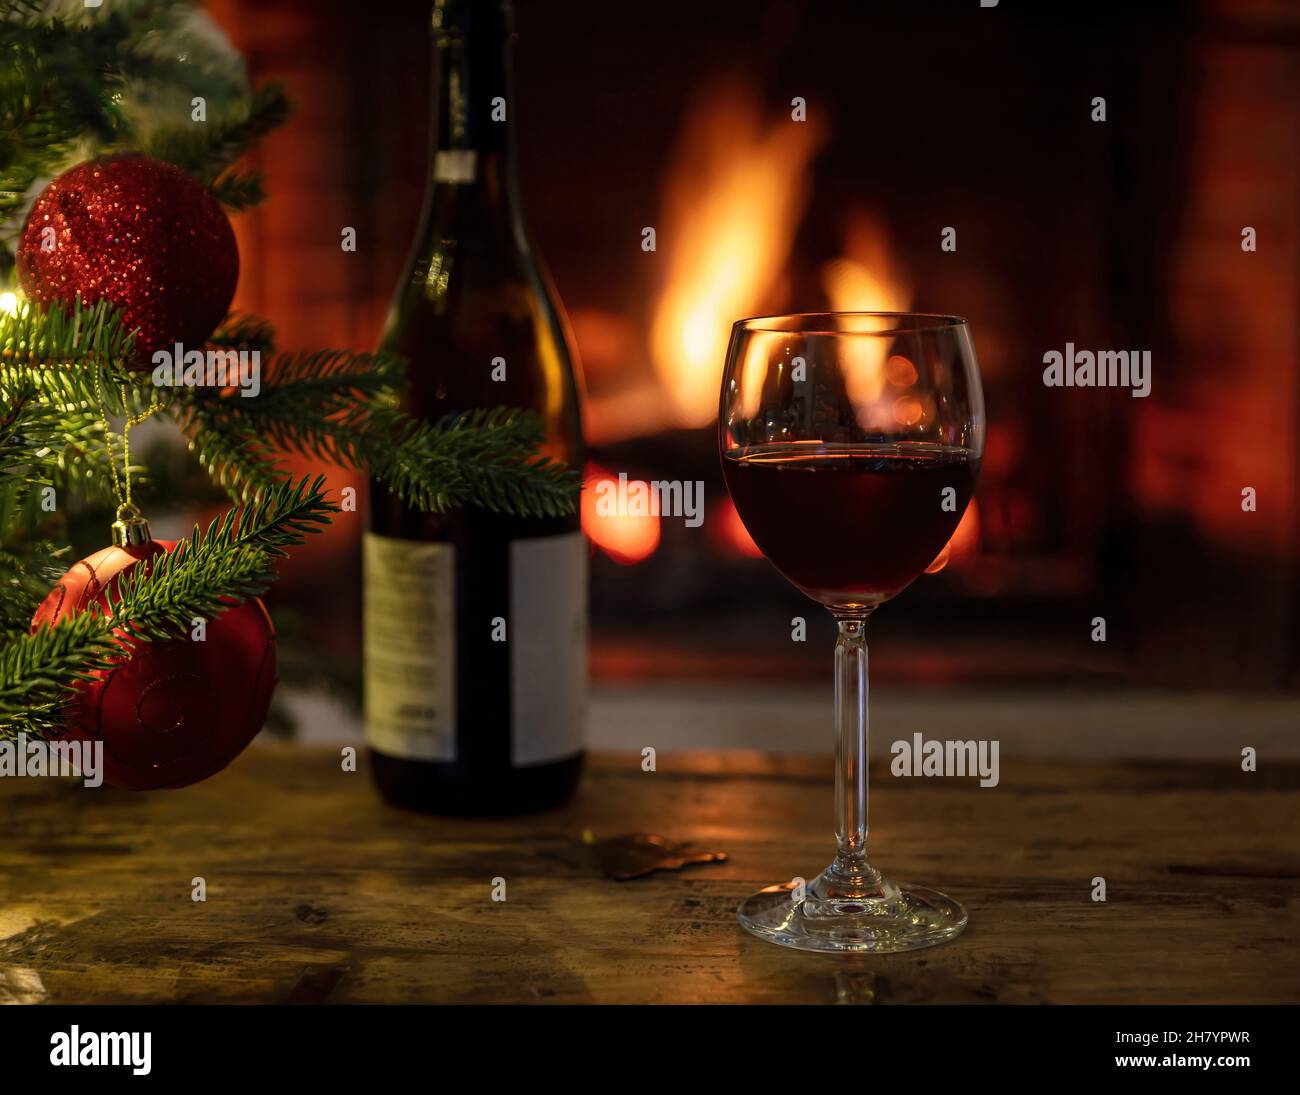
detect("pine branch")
[0,392,115,506]
[0,475,338,732]
[0,537,67,638]
[0,703,64,740]
[180,406,283,502]
[142,82,290,185]
[371,407,580,518]
[208,312,276,355]
[0,544,272,723]
[116,476,336,640]
[0,297,149,510]
[218,472,335,555]
[168,349,398,496]
[0,2,48,24]
[0,35,117,218]
[168,351,582,516]
[0,609,119,719]
[208,167,266,210]
[0,1,275,237]
[0,5,194,218]
[103,540,272,643]
[43,409,119,500]
[108,1,246,107]
[0,295,139,382]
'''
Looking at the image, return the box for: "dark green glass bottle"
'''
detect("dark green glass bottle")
[365,0,586,815]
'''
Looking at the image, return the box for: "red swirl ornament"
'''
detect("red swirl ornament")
[30,530,277,790]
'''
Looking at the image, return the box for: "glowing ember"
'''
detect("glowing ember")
[581,464,661,565]
[925,499,981,574]
[649,81,824,428]
[885,354,918,387]
[892,396,926,427]
[711,496,762,558]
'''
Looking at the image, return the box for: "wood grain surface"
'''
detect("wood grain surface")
[0,746,1296,1004]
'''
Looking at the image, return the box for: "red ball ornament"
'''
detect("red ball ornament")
[17,154,239,367]
[30,508,276,790]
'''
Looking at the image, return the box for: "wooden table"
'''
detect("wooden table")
[1,746,1296,1004]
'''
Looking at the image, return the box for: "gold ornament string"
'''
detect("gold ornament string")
[99,385,163,508]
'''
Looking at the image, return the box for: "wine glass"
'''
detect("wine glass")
[719,312,984,953]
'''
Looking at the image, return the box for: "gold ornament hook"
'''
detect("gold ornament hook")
[111,502,153,548]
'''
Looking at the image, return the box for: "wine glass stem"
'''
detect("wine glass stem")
[833,614,871,873]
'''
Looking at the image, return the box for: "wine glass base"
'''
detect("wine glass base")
[738,875,967,954]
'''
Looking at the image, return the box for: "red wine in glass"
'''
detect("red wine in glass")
[722,441,979,608]
[721,312,984,954]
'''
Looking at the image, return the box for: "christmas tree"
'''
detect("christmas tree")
[0,0,578,743]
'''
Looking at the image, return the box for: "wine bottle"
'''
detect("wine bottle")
[365,0,587,815]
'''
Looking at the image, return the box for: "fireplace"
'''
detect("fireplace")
[207,0,1300,696]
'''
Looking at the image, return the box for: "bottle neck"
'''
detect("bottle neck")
[429,0,519,212]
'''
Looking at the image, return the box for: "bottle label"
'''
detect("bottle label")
[363,533,456,761]
[434,150,477,184]
[510,531,588,766]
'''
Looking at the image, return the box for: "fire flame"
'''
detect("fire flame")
[649,82,824,428]
[821,212,911,420]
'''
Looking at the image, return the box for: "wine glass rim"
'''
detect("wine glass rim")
[734,311,969,336]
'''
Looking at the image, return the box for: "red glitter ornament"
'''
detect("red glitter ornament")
[30,507,277,790]
[17,154,238,367]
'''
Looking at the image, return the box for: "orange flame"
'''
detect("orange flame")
[649,82,825,428]
[821,213,911,425]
